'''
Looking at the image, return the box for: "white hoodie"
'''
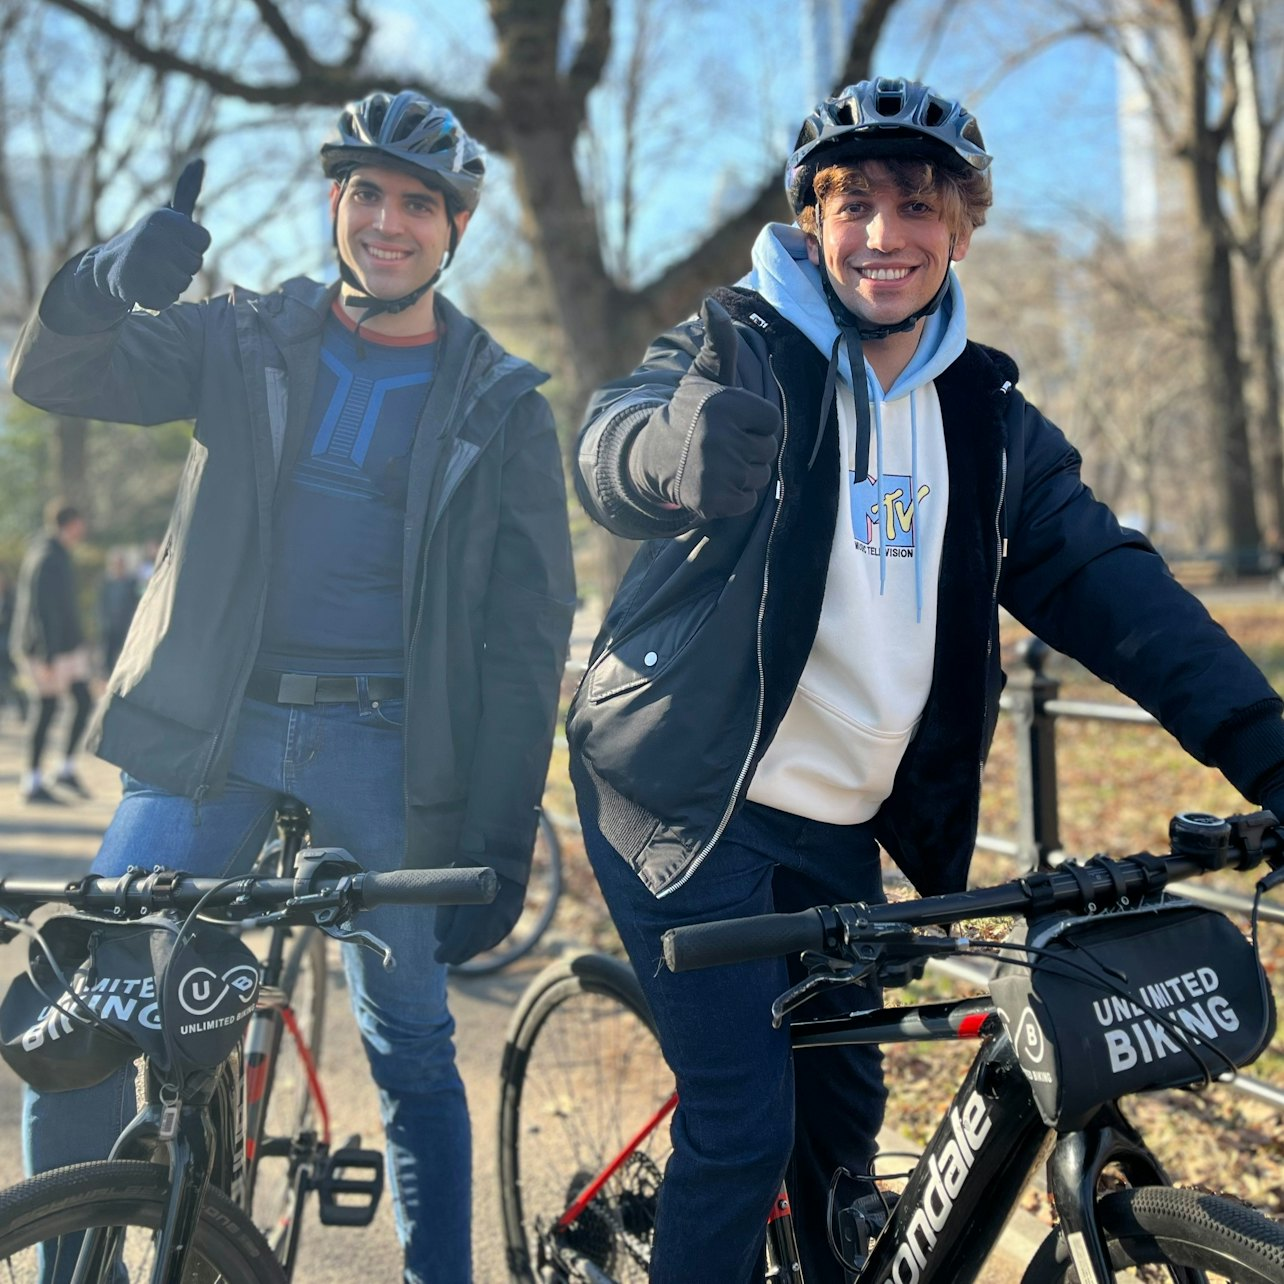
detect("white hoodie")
[742,223,968,825]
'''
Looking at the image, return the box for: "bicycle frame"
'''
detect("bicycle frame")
[66,802,331,1284]
[243,803,331,1164]
[544,994,1180,1284]
[76,1057,237,1283]
[240,803,333,1276]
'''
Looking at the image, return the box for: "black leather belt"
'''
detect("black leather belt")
[246,669,404,706]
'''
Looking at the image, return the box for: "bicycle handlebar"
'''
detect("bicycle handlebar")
[662,810,1283,974]
[359,867,497,908]
[0,864,498,921]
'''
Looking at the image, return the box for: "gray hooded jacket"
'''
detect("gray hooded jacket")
[10,265,576,883]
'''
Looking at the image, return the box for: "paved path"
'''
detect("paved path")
[0,711,1048,1281]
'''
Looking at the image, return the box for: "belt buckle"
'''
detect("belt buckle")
[277,673,318,705]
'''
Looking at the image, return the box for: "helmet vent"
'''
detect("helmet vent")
[320,90,487,212]
[876,92,903,116]
[922,99,948,126]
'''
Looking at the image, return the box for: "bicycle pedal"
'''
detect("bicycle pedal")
[315,1145,384,1227]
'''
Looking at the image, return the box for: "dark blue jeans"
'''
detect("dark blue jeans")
[583,800,888,1284]
[25,693,470,1284]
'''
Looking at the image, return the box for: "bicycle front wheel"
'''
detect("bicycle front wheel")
[453,811,563,977]
[498,952,674,1284]
[0,1159,285,1282]
[1021,1185,1284,1282]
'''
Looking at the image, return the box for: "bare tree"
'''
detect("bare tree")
[0,0,319,526]
[1228,0,1284,555]
[30,0,905,585]
[1030,0,1268,570]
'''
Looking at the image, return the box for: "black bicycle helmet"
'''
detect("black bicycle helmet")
[785,77,990,216]
[321,90,486,214]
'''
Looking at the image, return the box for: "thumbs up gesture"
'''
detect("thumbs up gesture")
[628,297,783,523]
[88,159,212,311]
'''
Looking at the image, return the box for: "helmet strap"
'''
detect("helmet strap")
[331,213,460,350]
[814,214,955,341]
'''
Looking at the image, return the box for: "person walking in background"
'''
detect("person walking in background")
[10,501,94,804]
[97,550,138,677]
[0,569,30,730]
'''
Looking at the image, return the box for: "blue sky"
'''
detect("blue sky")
[3,0,1126,301]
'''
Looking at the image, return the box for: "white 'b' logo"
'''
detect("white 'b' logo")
[1014,1006,1047,1065]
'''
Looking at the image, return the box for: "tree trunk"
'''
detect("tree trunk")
[1183,76,1261,571]
[1246,264,1284,557]
[55,416,90,516]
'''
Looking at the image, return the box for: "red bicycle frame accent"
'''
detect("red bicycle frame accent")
[281,1005,331,1146]
[555,1091,678,1231]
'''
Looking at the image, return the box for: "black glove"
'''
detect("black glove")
[77,160,211,315]
[628,297,782,523]
[433,871,525,966]
[1257,760,1284,825]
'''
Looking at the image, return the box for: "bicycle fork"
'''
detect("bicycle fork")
[70,1094,219,1284]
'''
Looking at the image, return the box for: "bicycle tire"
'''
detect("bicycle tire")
[452,810,563,977]
[498,952,673,1284]
[247,926,328,1258]
[1021,1185,1284,1283]
[0,1159,285,1282]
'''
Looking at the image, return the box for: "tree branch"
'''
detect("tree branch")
[338,0,373,72]
[248,0,325,76]
[566,0,611,108]
[40,0,506,147]
[834,0,900,88]
[635,178,787,327]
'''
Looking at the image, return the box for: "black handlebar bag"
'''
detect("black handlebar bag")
[989,899,1274,1128]
[0,913,259,1093]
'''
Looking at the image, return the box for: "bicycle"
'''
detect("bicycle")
[451,807,563,978]
[237,799,375,1273]
[498,809,1284,1283]
[0,828,496,1282]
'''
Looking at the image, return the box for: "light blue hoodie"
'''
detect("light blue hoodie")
[739,222,968,621]
[741,223,970,824]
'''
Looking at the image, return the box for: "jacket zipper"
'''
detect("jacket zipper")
[197,297,277,799]
[659,354,791,897]
[402,330,487,837]
[978,384,1012,784]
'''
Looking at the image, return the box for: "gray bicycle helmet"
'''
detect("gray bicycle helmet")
[785,77,990,215]
[321,90,486,214]
[322,91,485,329]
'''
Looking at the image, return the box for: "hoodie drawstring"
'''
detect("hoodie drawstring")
[814,329,871,480]
[910,389,923,623]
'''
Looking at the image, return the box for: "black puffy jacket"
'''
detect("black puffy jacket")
[569,286,1284,898]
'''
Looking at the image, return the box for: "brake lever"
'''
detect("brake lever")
[770,960,871,1029]
[0,905,24,945]
[318,919,396,971]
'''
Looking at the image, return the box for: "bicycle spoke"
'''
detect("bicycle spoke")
[514,981,672,1282]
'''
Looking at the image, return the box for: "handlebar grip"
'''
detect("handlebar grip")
[361,867,497,908]
[662,909,825,973]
